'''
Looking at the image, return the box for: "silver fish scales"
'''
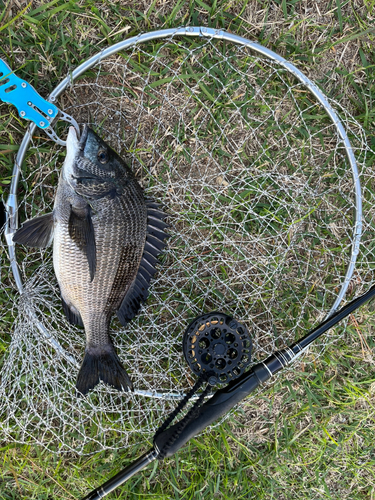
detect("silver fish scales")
[13,125,169,394]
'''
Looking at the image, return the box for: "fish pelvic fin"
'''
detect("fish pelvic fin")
[76,344,133,395]
[12,212,54,247]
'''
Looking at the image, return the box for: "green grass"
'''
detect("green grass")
[1,337,374,499]
[1,0,375,499]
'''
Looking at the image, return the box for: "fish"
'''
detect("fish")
[13,125,169,394]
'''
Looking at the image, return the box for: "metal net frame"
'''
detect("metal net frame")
[1,27,374,455]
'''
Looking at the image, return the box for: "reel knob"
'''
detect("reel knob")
[183,312,252,386]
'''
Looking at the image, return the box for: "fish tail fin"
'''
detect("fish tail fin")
[76,344,133,395]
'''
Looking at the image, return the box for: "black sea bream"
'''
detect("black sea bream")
[13,126,168,394]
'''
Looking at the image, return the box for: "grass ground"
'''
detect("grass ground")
[0,0,375,499]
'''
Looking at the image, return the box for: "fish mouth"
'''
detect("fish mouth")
[78,125,89,149]
[71,172,99,182]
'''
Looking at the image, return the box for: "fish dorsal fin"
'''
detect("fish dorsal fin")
[68,206,96,282]
[116,201,169,326]
[12,212,54,247]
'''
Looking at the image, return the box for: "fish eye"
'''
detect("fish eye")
[97,149,109,164]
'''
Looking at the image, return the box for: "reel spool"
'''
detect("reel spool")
[183,312,252,386]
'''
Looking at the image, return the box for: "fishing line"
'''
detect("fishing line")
[0,27,374,457]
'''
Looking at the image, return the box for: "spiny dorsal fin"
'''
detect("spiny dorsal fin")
[13,212,54,248]
[69,206,96,282]
[116,203,169,326]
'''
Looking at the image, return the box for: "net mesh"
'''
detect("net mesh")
[1,32,374,455]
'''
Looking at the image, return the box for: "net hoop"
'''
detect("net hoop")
[1,25,363,425]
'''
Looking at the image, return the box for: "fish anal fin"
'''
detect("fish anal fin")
[68,206,96,281]
[61,294,83,327]
[76,344,133,395]
[12,212,54,248]
[116,202,169,326]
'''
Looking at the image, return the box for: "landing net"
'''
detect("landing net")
[1,28,374,454]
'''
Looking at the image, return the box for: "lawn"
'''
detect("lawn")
[0,1,374,499]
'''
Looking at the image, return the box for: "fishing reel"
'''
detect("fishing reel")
[183,312,252,386]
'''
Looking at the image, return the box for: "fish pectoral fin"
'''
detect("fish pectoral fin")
[116,202,170,326]
[12,212,55,248]
[68,206,96,281]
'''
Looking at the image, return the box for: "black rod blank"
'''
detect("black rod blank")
[153,284,375,457]
[81,449,158,500]
[292,284,375,353]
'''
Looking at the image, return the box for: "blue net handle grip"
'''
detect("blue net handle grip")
[0,59,59,128]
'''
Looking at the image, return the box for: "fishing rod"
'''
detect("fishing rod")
[82,284,375,499]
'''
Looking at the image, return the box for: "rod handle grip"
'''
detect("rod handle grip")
[154,369,263,458]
